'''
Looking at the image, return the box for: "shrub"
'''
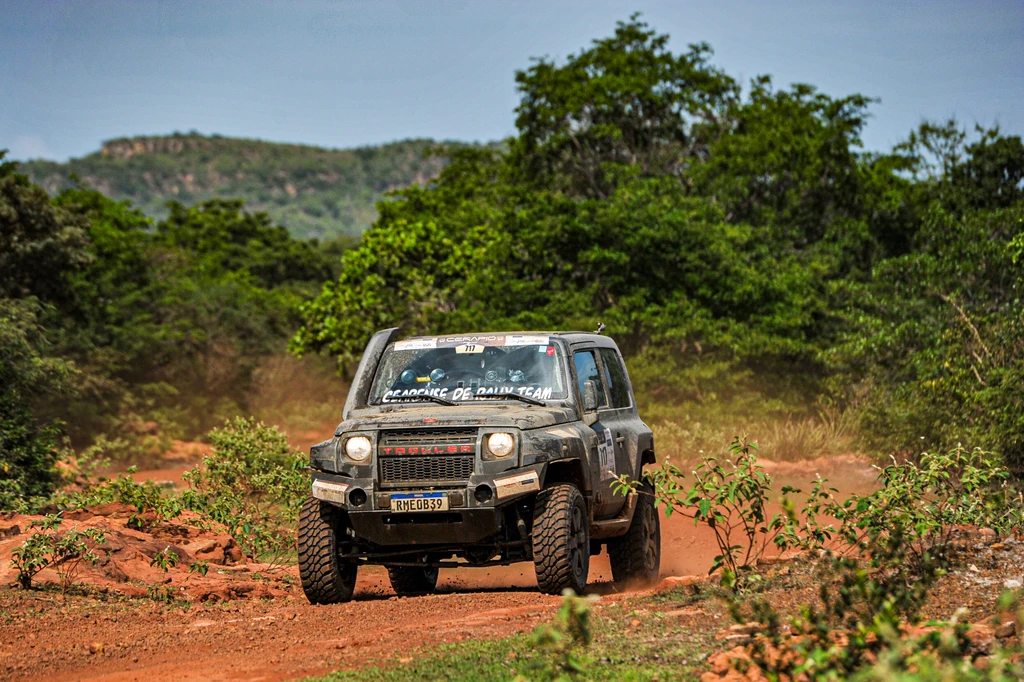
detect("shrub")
[713,446,1024,681]
[54,467,183,529]
[181,417,307,562]
[10,517,107,592]
[850,616,1024,681]
[515,590,597,681]
[617,439,801,577]
[808,445,1023,566]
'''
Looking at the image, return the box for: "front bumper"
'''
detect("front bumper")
[310,466,541,546]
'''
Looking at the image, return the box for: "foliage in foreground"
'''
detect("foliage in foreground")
[9,418,307,589]
[181,417,307,561]
[514,591,598,682]
[620,439,1022,583]
[617,440,800,576]
[631,440,1024,680]
[10,515,106,592]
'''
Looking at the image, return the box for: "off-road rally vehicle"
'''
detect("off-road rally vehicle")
[298,328,660,603]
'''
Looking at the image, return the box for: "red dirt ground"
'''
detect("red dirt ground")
[0,456,880,681]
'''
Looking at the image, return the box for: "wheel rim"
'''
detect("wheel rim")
[569,501,587,582]
[642,503,658,573]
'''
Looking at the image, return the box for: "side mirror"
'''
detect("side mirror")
[582,380,599,412]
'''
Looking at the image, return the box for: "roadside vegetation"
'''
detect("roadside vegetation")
[304,443,1024,681]
[5,418,307,594]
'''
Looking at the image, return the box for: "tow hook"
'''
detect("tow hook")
[515,506,527,539]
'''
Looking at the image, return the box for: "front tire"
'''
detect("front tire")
[298,497,358,604]
[387,565,439,596]
[607,482,661,587]
[532,483,590,595]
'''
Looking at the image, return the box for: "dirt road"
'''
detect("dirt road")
[2,571,565,681]
[0,520,718,681]
[1,456,878,681]
[2,559,642,680]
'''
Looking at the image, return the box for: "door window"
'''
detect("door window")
[573,351,607,407]
[599,349,632,408]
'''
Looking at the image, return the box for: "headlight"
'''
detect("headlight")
[344,436,373,462]
[485,432,515,460]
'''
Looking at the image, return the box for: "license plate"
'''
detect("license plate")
[390,492,449,513]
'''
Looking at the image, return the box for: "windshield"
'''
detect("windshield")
[370,334,568,405]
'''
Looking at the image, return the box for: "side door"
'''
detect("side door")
[571,348,618,517]
[598,348,645,485]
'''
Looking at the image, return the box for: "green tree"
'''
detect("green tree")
[690,77,874,249]
[156,199,332,288]
[0,153,86,506]
[292,148,503,369]
[0,299,75,507]
[0,152,90,306]
[948,130,1024,211]
[511,14,738,199]
[292,18,843,410]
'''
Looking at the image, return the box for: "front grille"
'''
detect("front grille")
[380,428,477,446]
[380,455,474,487]
[378,428,478,488]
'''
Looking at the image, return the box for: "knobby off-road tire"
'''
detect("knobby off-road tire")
[386,565,439,596]
[298,497,358,604]
[607,481,661,587]
[532,483,590,595]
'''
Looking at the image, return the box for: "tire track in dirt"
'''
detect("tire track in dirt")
[3,568,566,682]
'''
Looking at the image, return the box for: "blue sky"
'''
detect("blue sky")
[2,0,1022,161]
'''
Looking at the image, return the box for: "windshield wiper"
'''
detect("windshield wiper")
[473,393,546,407]
[386,394,456,406]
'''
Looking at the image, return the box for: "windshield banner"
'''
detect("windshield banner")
[383,384,556,403]
[394,334,549,351]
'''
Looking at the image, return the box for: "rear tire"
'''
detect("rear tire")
[387,565,439,596]
[532,483,590,595]
[298,497,358,604]
[607,482,661,587]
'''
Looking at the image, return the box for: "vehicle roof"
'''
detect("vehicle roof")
[400,331,619,348]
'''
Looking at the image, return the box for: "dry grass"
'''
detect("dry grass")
[248,353,349,436]
[649,405,860,465]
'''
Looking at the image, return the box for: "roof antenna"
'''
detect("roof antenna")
[595,321,606,334]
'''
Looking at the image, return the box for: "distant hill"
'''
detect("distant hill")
[21,133,477,239]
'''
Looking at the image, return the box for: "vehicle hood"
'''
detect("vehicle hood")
[336,404,577,434]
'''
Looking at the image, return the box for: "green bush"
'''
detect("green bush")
[617,439,804,578]
[809,446,1022,567]
[515,590,597,681]
[181,417,307,562]
[56,468,183,529]
[10,516,107,592]
[714,446,1024,680]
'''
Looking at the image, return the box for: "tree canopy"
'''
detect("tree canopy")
[3,15,1024,504]
[292,15,1024,468]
